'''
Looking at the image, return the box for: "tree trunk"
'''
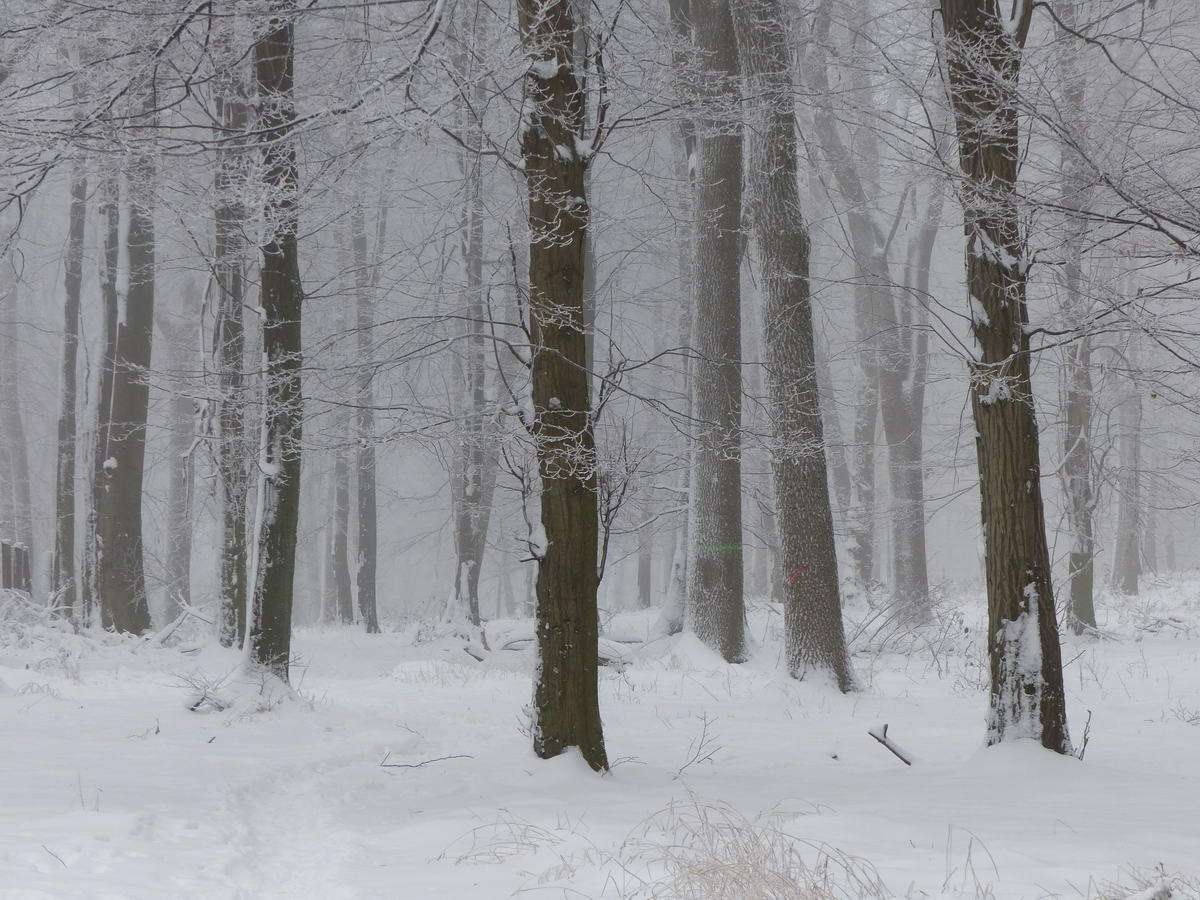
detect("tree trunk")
[53,151,87,614]
[1058,0,1096,632]
[1,285,34,590]
[352,200,380,633]
[450,50,500,627]
[161,318,195,624]
[1112,364,1142,596]
[214,30,251,648]
[83,170,121,628]
[637,500,653,608]
[941,0,1071,753]
[732,0,852,689]
[517,0,608,771]
[247,0,303,681]
[97,107,155,636]
[685,0,746,662]
[329,450,353,622]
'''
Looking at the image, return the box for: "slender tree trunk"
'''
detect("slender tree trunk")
[247,0,303,681]
[1,285,34,588]
[161,319,194,624]
[941,0,1071,753]
[518,0,607,771]
[1057,0,1096,631]
[1113,365,1142,595]
[83,170,121,628]
[352,200,380,633]
[450,55,500,627]
[97,105,155,635]
[637,499,653,608]
[686,0,746,662]
[330,449,353,622]
[214,30,251,648]
[732,0,852,688]
[54,153,87,614]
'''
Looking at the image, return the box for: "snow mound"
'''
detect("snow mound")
[603,608,672,644]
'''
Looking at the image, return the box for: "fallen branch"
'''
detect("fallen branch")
[868,723,913,766]
[379,752,474,770]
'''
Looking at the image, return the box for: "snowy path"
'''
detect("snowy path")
[3,588,1200,898]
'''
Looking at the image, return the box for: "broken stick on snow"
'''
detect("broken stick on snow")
[868,723,913,766]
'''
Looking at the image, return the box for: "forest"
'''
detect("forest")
[1,0,1199,896]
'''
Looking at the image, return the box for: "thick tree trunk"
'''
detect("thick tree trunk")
[352,200,380,633]
[214,35,251,648]
[732,0,852,689]
[247,1,303,681]
[518,0,607,771]
[685,0,746,662]
[941,0,1071,753]
[53,154,86,613]
[97,115,155,635]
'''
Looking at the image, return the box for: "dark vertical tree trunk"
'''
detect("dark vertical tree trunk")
[248,0,303,681]
[686,0,746,662]
[732,0,853,689]
[214,27,251,648]
[941,0,1071,753]
[54,152,87,614]
[352,200,380,633]
[83,170,121,628]
[97,104,155,635]
[517,0,607,771]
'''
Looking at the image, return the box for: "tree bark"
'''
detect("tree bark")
[214,24,251,648]
[247,0,303,681]
[97,103,155,635]
[83,169,121,628]
[352,199,381,633]
[685,0,746,662]
[1057,0,1096,630]
[53,150,86,614]
[732,0,853,689]
[517,0,608,771]
[941,0,1071,752]
[1,285,34,591]
[160,315,195,624]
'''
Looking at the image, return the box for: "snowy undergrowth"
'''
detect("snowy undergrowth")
[2,577,1200,897]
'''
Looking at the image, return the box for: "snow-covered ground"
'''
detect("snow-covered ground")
[2,578,1199,899]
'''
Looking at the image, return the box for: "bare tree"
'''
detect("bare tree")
[518,0,608,771]
[247,0,303,680]
[940,0,1071,752]
[685,0,746,663]
[732,0,852,689]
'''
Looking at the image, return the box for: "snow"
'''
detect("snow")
[3,578,1200,897]
[528,58,560,80]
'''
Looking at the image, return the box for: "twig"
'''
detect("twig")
[42,845,67,868]
[379,752,473,769]
[868,723,913,766]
